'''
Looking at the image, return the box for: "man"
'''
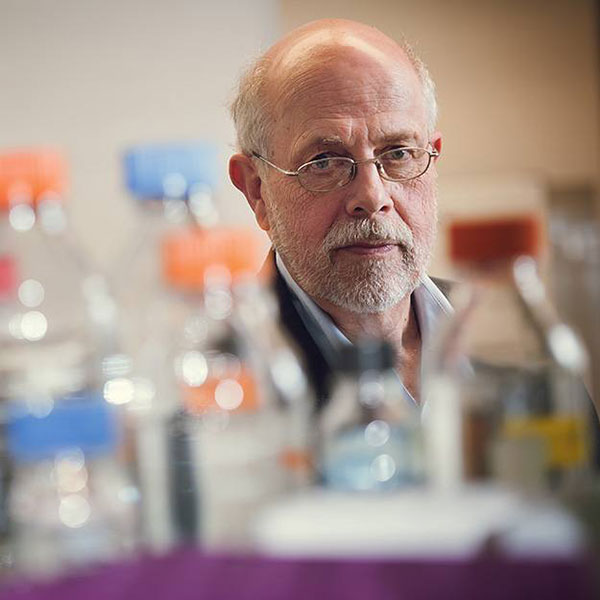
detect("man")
[229,19,451,407]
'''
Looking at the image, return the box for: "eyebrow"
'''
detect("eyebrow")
[292,137,345,165]
[300,136,345,154]
[378,133,421,146]
[298,132,422,159]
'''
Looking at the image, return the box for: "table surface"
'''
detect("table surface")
[0,547,597,600]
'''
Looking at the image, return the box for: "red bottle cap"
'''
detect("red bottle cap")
[449,215,540,265]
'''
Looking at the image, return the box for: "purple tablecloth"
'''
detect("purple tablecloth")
[0,547,596,600]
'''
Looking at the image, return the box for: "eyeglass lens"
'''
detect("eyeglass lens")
[297,148,431,192]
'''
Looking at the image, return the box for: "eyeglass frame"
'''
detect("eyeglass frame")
[251,146,439,193]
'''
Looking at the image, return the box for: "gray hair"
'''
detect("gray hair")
[230,37,438,157]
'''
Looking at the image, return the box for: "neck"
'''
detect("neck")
[315,295,410,342]
[316,294,423,403]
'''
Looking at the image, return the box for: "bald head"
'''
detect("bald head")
[264,19,407,74]
[230,19,437,155]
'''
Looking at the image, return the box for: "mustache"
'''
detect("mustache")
[322,218,414,253]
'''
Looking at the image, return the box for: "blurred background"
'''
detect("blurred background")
[0,0,598,276]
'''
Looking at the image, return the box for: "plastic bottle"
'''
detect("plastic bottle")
[5,396,138,579]
[424,215,591,496]
[319,340,423,492]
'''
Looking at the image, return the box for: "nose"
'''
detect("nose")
[344,160,394,218]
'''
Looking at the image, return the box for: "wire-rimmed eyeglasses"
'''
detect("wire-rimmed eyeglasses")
[252,146,439,193]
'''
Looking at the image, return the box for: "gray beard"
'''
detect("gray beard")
[314,246,421,313]
[269,217,431,314]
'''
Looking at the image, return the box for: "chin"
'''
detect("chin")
[316,264,423,314]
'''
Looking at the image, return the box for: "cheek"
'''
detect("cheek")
[395,179,438,236]
[267,184,335,242]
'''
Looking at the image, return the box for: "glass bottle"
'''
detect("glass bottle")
[0,149,121,574]
[0,150,97,396]
[227,249,315,490]
[5,396,139,579]
[168,228,296,550]
[319,340,423,492]
[424,215,591,496]
[112,142,218,368]
[107,143,218,553]
[0,149,117,378]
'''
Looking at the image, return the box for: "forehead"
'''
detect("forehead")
[267,45,427,157]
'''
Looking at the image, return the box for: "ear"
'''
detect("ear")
[430,131,442,160]
[229,153,270,232]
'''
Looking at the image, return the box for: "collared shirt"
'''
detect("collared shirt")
[275,252,453,408]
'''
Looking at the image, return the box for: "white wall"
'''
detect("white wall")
[0,0,280,270]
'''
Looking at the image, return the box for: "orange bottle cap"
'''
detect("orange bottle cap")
[0,150,67,210]
[162,227,265,291]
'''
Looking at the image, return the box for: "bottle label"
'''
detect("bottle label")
[502,416,587,468]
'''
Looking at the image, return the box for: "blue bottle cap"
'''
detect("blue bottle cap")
[6,392,119,462]
[123,142,218,200]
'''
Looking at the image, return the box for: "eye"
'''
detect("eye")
[384,147,412,161]
[310,153,332,171]
[313,158,331,170]
[305,153,336,172]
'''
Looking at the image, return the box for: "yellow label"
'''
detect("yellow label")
[503,416,587,468]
